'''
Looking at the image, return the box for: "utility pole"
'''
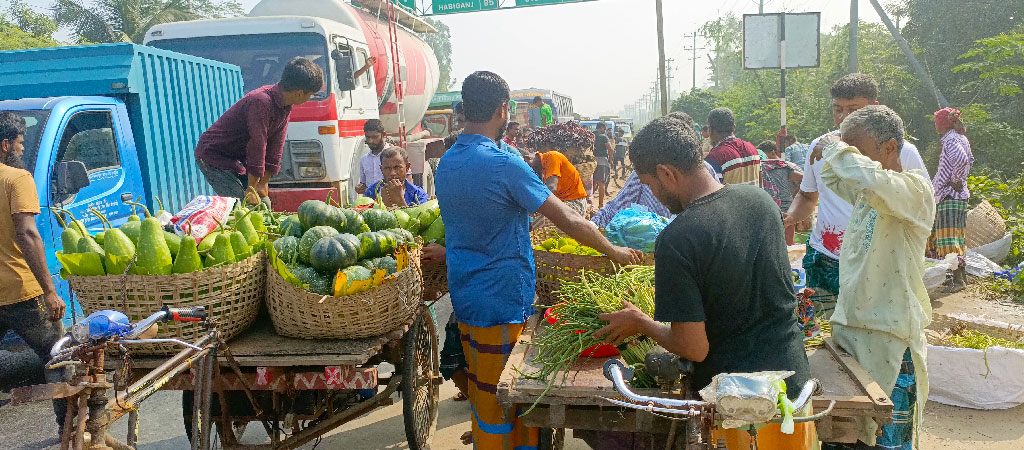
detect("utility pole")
[655,0,670,116]
[666,59,675,104]
[683,32,706,91]
[849,0,858,73]
[759,0,764,14]
[867,0,948,107]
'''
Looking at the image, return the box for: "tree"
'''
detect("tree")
[420,17,454,92]
[671,88,717,124]
[53,0,245,44]
[954,30,1024,98]
[0,1,61,50]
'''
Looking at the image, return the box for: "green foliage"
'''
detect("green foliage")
[53,0,245,44]
[968,173,1024,265]
[0,1,62,50]
[420,17,454,91]
[670,88,716,126]
[955,31,1024,97]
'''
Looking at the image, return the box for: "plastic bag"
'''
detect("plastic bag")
[699,371,794,430]
[604,204,670,253]
[971,232,1012,263]
[170,195,236,242]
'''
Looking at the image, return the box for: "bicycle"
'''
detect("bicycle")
[601,359,835,450]
[19,305,218,450]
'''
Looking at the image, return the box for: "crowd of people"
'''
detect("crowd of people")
[0,52,976,449]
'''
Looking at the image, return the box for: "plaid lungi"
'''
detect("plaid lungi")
[822,349,916,450]
[459,321,539,450]
[802,244,840,320]
[928,199,968,260]
[531,197,588,230]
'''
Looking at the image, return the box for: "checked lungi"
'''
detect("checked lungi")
[802,244,840,320]
[822,349,917,450]
[459,322,539,450]
[927,199,968,261]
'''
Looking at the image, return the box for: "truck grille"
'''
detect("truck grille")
[272,140,325,182]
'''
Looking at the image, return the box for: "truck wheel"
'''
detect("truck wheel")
[402,309,439,450]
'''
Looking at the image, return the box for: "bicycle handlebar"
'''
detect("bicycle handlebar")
[601,359,825,421]
[49,306,209,360]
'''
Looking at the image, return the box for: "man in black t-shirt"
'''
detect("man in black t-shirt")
[613,128,628,177]
[595,115,811,407]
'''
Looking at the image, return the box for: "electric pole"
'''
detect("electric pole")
[666,59,675,104]
[759,0,764,14]
[655,0,670,116]
[683,32,706,91]
[867,0,948,107]
[849,0,858,73]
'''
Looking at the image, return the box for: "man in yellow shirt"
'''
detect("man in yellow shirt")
[0,112,68,432]
[813,105,934,449]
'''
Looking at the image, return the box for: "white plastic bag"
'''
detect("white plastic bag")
[924,253,958,292]
[965,250,1003,278]
[971,232,1012,263]
[928,314,1024,410]
[699,371,794,429]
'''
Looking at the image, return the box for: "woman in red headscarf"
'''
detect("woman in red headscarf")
[927,107,974,292]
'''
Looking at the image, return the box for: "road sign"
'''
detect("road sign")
[742,12,821,70]
[431,0,499,15]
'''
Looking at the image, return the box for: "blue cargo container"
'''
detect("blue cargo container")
[0,43,243,323]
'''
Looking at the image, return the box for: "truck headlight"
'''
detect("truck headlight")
[299,165,325,179]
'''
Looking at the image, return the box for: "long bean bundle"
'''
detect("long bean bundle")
[518,266,659,414]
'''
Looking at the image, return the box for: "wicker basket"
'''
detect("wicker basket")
[966,200,1007,248]
[421,259,448,296]
[531,227,654,306]
[266,247,423,339]
[69,251,266,356]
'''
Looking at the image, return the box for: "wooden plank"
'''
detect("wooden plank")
[823,338,894,411]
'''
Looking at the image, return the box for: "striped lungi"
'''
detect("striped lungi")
[802,244,839,320]
[459,321,539,450]
[823,349,916,450]
[928,199,968,260]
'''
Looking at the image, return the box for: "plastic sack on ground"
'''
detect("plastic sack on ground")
[604,204,670,253]
[170,196,236,242]
[928,315,1024,410]
[971,232,1012,263]
[699,371,794,429]
[965,250,1003,278]
[924,254,959,293]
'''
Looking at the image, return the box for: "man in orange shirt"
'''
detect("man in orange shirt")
[528,149,588,216]
[0,112,68,434]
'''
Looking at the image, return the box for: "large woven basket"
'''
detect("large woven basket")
[531,227,654,306]
[966,200,1007,248]
[69,251,266,356]
[266,247,423,339]
[421,259,448,296]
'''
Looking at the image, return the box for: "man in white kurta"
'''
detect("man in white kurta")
[815,105,935,448]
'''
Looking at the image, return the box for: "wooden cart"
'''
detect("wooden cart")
[498,315,893,448]
[111,308,439,450]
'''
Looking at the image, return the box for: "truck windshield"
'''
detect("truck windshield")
[150,33,331,99]
[9,110,50,171]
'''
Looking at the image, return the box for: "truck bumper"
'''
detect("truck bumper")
[269,187,342,213]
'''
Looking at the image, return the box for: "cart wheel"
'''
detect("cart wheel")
[402,309,439,450]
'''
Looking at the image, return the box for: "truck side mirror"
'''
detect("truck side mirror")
[54,161,90,198]
[332,50,357,92]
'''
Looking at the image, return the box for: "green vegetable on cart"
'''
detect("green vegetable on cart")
[90,208,136,275]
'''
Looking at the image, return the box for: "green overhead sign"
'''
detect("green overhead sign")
[427,0,595,15]
[431,0,498,15]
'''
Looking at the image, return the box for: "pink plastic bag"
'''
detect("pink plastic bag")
[170,196,236,243]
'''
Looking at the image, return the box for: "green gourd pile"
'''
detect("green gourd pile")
[56,198,269,277]
[271,196,442,297]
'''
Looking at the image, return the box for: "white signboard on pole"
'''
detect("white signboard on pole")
[743,12,821,70]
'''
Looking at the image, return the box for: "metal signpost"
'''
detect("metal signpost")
[742,12,820,129]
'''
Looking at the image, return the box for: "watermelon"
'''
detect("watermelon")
[355,197,374,207]
[298,200,346,232]
[362,209,397,232]
[278,215,304,238]
[273,236,300,264]
[298,226,339,264]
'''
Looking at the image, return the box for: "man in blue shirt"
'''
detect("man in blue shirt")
[365,147,428,207]
[435,71,641,449]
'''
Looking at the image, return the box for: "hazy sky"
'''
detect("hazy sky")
[14,0,890,115]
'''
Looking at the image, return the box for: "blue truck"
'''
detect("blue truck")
[0,43,243,323]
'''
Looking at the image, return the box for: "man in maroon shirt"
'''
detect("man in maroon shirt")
[195,57,324,207]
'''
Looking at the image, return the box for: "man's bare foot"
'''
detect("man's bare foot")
[453,391,468,402]
[461,431,473,445]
